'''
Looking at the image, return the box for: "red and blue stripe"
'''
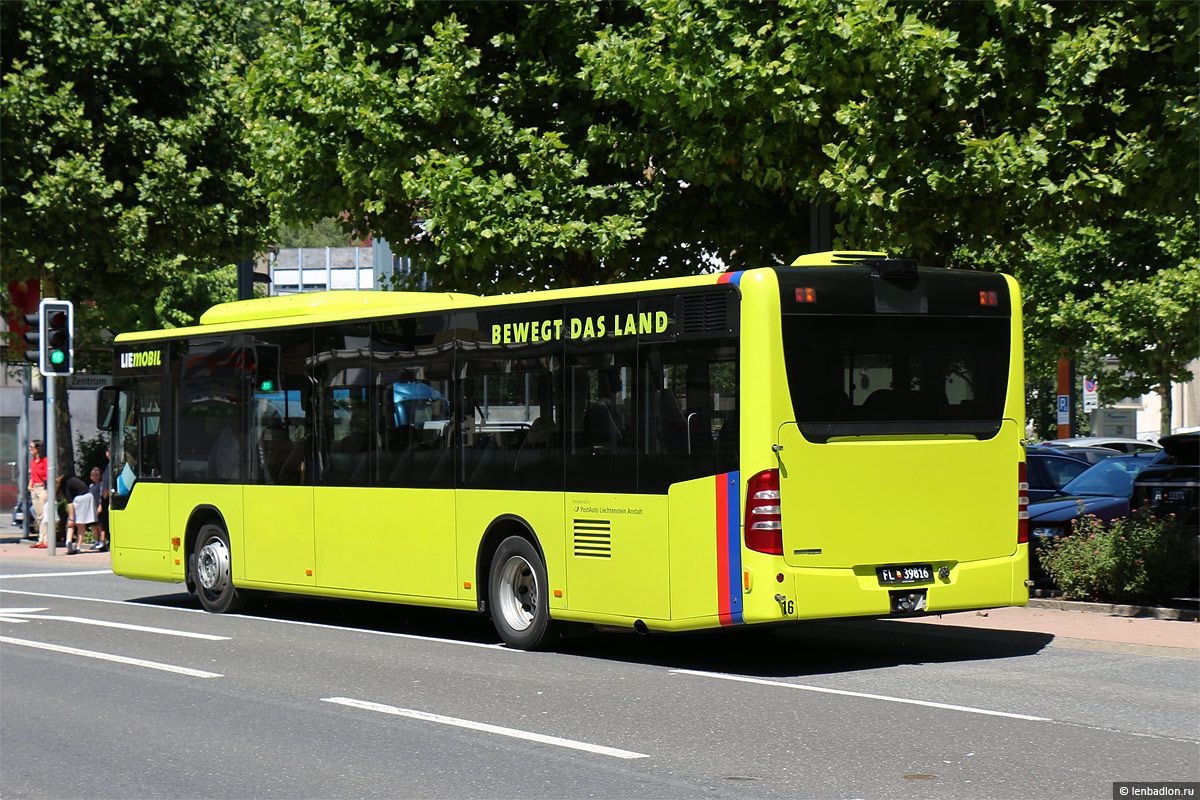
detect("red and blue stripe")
[717,270,743,286]
[715,471,743,625]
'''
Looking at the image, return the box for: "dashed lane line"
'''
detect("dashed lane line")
[672,668,1052,721]
[322,696,649,759]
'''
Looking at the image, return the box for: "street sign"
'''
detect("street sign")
[66,374,113,390]
[1056,394,1070,426]
[1083,377,1098,413]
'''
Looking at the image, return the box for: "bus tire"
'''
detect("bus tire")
[488,535,556,650]
[192,523,245,614]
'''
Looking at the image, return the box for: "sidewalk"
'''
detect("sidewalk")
[899,605,1198,651]
[0,533,112,567]
[2,532,1196,651]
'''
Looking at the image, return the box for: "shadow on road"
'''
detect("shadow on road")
[133,589,1053,678]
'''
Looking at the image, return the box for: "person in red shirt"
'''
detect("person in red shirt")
[27,440,48,548]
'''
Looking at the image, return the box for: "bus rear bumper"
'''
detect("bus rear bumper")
[777,549,1028,622]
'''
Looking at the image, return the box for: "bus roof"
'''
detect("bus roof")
[115,271,731,343]
[111,251,899,344]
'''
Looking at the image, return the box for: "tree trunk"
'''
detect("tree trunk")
[56,383,75,478]
[1157,381,1173,438]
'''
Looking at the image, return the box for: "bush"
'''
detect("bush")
[1039,509,1194,605]
[76,433,109,480]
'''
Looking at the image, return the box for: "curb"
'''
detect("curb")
[1027,597,1199,622]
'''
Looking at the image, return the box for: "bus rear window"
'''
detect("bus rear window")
[782,315,1010,442]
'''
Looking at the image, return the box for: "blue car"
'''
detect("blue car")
[1027,452,1159,581]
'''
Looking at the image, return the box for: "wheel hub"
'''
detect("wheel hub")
[196,539,230,592]
[496,555,537,632]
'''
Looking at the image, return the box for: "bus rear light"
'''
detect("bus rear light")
[795,287,817,303]
[1018,462,1029,544]
[979,290,999,306]
[745,469,783,555]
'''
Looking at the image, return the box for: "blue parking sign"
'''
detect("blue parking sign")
[1056,394,1070,425]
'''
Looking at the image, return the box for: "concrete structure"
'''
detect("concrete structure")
[265,240,424,295]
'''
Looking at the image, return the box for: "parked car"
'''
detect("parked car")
[1132,431,1199,531]
[1042,436,1162,454]
[1025,447,1094,503]
[1026,452,1159,581]
[1028,444,1121,465]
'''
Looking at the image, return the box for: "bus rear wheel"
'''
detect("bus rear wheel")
[488,535,556,650]
[192,523,245,614]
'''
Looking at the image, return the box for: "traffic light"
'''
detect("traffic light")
[23,299,73,376]
[21,311,41,366]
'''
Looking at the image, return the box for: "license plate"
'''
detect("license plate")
[877,564,933,585]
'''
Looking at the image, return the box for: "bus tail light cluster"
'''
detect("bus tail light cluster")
[1018,462,1029,544]
[745,469,783,555]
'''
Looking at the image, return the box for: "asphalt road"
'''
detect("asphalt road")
[1,566,1197,800]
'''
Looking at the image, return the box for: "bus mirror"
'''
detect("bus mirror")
[97,386,119,431]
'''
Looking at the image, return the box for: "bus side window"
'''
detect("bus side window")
[372,316,456,489]
[247,329,312,486]
[112,376,163,502]
[314,325,371,487]
[639,341,738,492]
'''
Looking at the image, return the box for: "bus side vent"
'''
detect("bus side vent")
[680,292,728,334]
[573,519,612,558]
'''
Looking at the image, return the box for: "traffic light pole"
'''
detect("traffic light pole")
[45,374,57,557]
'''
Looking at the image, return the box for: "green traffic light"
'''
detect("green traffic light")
[50,350,66,365]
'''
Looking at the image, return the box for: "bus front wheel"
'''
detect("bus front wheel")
[192,523,245,614]
[488,535,556,650]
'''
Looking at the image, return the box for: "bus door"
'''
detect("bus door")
[242,331,316,587]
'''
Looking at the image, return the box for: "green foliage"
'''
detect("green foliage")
[1,0,272,335]
[1016,212,1199,435]
[75,433,109,480]
[1040,510,1195,604]
[275,217,358,248]
[243,2,661,290]
[241,0,1197,292]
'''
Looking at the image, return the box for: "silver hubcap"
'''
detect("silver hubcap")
[196,537,230,593]
[496,555,537,632]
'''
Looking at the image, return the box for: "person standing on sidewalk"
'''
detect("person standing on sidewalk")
[92,452,109,552]
[67,467,103,555]
[27,440,48,549]
[61,472,88,554]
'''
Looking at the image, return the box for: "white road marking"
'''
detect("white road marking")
[0,588,510,651]
[0,607,48,624]
[0,608,230,640]
[672,668,1052,722]
[322,696,649,760]
[0,635,222,678]
[0,570,112,579]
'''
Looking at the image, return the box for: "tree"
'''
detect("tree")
[243,2,662,291]
[1022,214,1198,436]
[1,0,273,336]
[2,0,273,468]
[242,0,1196,291]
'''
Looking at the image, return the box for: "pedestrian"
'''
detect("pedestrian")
[62,472,90,555]
[27,440,48,548]
[93,451,110,552]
